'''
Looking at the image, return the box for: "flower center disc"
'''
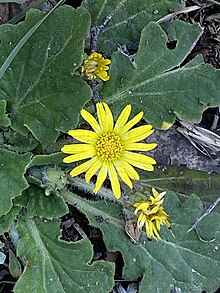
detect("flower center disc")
[96,132,123,161]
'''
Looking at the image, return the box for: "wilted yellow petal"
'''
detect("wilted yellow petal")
[152,188,159,197]
[133,188,169,240]
[82,52,111,81]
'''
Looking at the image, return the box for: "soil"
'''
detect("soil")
[0,0,220,292]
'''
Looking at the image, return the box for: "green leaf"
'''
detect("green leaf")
[0,0,65,79]
[27,166,67,193]
[14,214,115,293]
[26,185,68,219]
[0,100,11,127]
[0,148,31,216]
[63,191,220,293]
[9,249,22,279]
[0,6,92,147]
[1,129,39,152]
[100,20,220,129]
[0,205,21,235]
[137,165,220,209]
[83,0,184,54]
[28,152,65,168]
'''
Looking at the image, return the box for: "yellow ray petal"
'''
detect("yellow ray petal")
[124,142,157,152]
[152,223,161,239]
[133,161,154,171]
[114,105,131,132]
[152,188,159,197]
[146,221,153,239]
[97,71,109,81]
[69,157,96,177]
[93,164,108,193]
[124,151,156,165]
[108,164,121,199]
[123,154,155,172]
[118,111,143,135]
[103,103,114,131]
[68,129,98,143]
[80,109,101,133]
[99,65,109,70]
[114,161,133,189]
[155,218,161,231]
[120,159,140,180]
[137,213,146,228]
[61,144,95,154]
[135,202,150,213]
[96,102,107,131]
[100,58,111,65]
[63,149,96,163]
[123,126,154,143]
[85,158,103,183]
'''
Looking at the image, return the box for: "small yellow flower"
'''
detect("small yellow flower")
[134,188,170,239]
[61,103,157,199]
[81,52,111,81]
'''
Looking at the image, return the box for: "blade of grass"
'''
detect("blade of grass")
[8,0,49,25]
[0,0,66,80]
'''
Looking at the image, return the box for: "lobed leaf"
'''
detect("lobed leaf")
[26,185,68,219]
[0,129,39,152]
[14,214,115,293]
[100,20,220,129]
[0,100,11,127]
[83,0,184,54]
[0,205,21,235]
[0,148,31,216]
[63,190,220,293]
[0,6,92,148]
[137,165,220,209]
[28,152,65,167]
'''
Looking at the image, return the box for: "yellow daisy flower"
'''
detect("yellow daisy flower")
[61,103,157,199]
[81,52,111,81]
[134,188,170,239]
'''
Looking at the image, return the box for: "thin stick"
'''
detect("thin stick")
[188,195,220,232]
[205,0,220,6]
[194,226,215,243]
[88,80,100,104]
[90,16,112,52]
